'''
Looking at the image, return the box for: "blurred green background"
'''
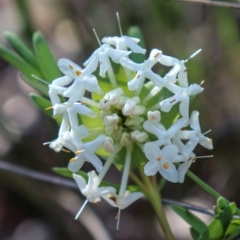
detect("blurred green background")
[0,0,240,239]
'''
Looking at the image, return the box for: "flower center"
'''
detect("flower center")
[157,156,162,161]
[99,88,148,147]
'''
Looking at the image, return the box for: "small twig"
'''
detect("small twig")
[162,198,214,216]
[0,160,76,189]
[169,0,240,9]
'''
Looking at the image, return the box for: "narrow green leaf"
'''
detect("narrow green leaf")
[33,31,61,81]
[52,167,141,192]
[0,45,40,77]
[4,31,39,70]
[190,227,201,240]
[171,205,207,234]
[21,74,48,96]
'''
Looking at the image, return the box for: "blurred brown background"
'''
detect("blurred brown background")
[0,0,240,239]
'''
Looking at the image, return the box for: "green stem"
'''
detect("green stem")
[139,167,175,240]
[187,170,240,215]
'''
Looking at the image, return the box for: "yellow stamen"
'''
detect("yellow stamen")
[157,156,162,161]
[75,150,84,155]
[163,163,169,169]
[154,52,159,58]
[69,64,73,69]
[76,70,81,76]
[200,80,205,86]
[69,158,75,162]
[62,149,70,153]
[209,138,213,142]
[45,106,53,110]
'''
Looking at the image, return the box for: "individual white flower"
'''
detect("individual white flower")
[48,76,70,105]
[160,82,203,119]
[143,118,188,147]
[147,110,161,122]
[62,132,105,173]
[103,191,144,209]
[175,111,213,155]
[73,171,116,203]
[102,36,146,54]
[56,58,101,102]
[103,136,115,152]
[43,114,70,152]
[83,44,130,78]
[158,54,188,88]
[120,49,166,91]
[143,143,179,182]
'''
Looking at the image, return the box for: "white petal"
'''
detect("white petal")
[145,70,166,87]
[82,75,101,93]
[122,192,144,209]
[73,173,87,192]
[187,84,203,95]
[159,162,178,183]
[51,76,73,87]
[190,111,200,131]
[168,118,188,136]
[84,152,103,173]
[179,97,189,119]
[144,161,159,176]
[178,161,192,183]
[68,156,84,172]
[165,63,181,83]
[84,135,105,152]
[127,71,145,91]
[178,61,189,88]
[160,96,180,113]
[175,130,195,140]
[105,48,131,63]
[120,57,142,72]
[92,186,116,198]
[159,55,179,66]
[183,136,199,158]
[161,145,179,160]
[121,36,146,54]
[199,136,213,150]
[99,53,109,78]
[58,58,82,78]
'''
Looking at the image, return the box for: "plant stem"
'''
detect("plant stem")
[187,170,240,215]
[139,167,175,240]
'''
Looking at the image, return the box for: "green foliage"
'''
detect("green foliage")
[171,205,207,235]
[0,31,61,97]
[33,31,61,81]
[172,197,240,240]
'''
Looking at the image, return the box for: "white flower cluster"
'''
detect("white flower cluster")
[45,33,213,219]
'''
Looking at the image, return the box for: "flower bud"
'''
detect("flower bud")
[103,137,115,152]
